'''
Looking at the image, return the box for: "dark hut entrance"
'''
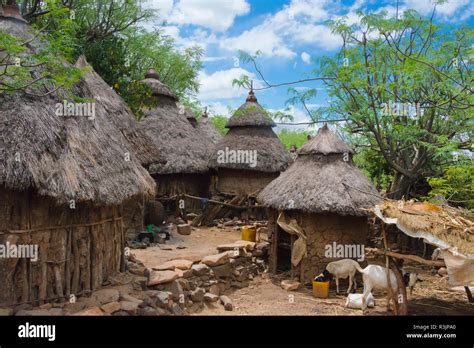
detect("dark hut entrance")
[276,225,293,273]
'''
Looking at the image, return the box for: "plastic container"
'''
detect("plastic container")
[312,280,330,298]
[241,225,257,242]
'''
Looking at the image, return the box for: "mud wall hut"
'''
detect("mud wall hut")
[257,125,380,284]
[0,12,156,306]
[209,90,290,196]
[139,71,220,213]
[75,56,163,241]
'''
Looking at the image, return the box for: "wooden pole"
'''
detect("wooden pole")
[465,286,473,303]
[365,248,445,267]
[381,224,398,315]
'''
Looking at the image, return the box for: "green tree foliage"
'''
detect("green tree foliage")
[210,115,229,136]
[426,161,473,209]
[318,10,473,199]
[235,8,473,200]
[0,1,82,95]
[277,129,310,150]
[2,0,203,115]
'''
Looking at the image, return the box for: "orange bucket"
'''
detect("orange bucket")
[312,280,330,298]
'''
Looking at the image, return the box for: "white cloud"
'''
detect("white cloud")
[404,0,471,18]
[220,25,296,58]
[206,101,233,116]
[301,51,311,64]
[198,68,259,101]
[167,0,250,31]
[219,0,342,59]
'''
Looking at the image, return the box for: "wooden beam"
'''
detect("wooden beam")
[365,248,446,267]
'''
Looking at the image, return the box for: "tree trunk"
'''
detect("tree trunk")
[389,173,415,199]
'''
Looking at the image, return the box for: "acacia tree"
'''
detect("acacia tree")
[235,8,473,200]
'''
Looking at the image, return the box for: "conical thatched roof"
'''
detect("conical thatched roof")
[258,125,380,216]
[208,91,290,173]
[0,17,156,205]
[141,69,177,101]
[225,90,276,128]
[197,109,221,145]
[138,77,213,175]
[75,56,163,168]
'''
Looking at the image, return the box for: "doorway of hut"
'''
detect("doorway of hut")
[276,225,292,273]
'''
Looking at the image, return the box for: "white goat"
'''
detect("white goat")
[325,259,360,294]
[354,264,420,310]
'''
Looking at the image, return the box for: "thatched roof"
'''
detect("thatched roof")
[141,69,177,101]
[257,125,380,216]
[225,90,276,128]
[197,110,221,145]
[375,201,474,255]
[75,56,163,167]
[138,79,214,175]
[0,17,156,205]
[209,91,290,173]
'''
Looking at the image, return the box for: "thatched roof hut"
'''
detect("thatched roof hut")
[257,125,380,283]
[209,90,290,196]
[258,125,378,216]
[0,12,155,305]
[139,72,220,210]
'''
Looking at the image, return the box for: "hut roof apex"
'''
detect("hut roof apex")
[225,90,275,128]
[299,124,354,155]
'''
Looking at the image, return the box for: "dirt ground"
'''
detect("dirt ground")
[133,226,243,269]
[196,270,474,316]
[133,226,474,316]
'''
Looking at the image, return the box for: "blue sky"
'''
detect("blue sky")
[145,0,473,131]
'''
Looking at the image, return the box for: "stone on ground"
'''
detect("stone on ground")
[148,270,179,286]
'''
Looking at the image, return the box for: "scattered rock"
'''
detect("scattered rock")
[201,252,230,267]
[204,293,219,303]
[138,307,160,316]
[92,288,120,304]
[211,263,232,278]
[75,307,104,316]
[170,303,184,315]
[101,301,121,314]
[154,292,170,308]
[0,308,13,316]
[120,301,140,315]
[438,267,448,276]
[15,309,51,316]
[177,224,192,235]
[191,263,210,276]
[209,284,220,296]
[63,302,87,315]
[48,308,63,316]
[190,288,205,302]
[148,270,179,286]
[161,280,184,301]
[219,295,233,311]
[120,294,143,305]
[281,279,300,291]
[153,259,193,271]
[39,303,53,310]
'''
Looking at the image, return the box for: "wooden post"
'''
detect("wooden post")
[465,286,473,303]
[381,224,398,315]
